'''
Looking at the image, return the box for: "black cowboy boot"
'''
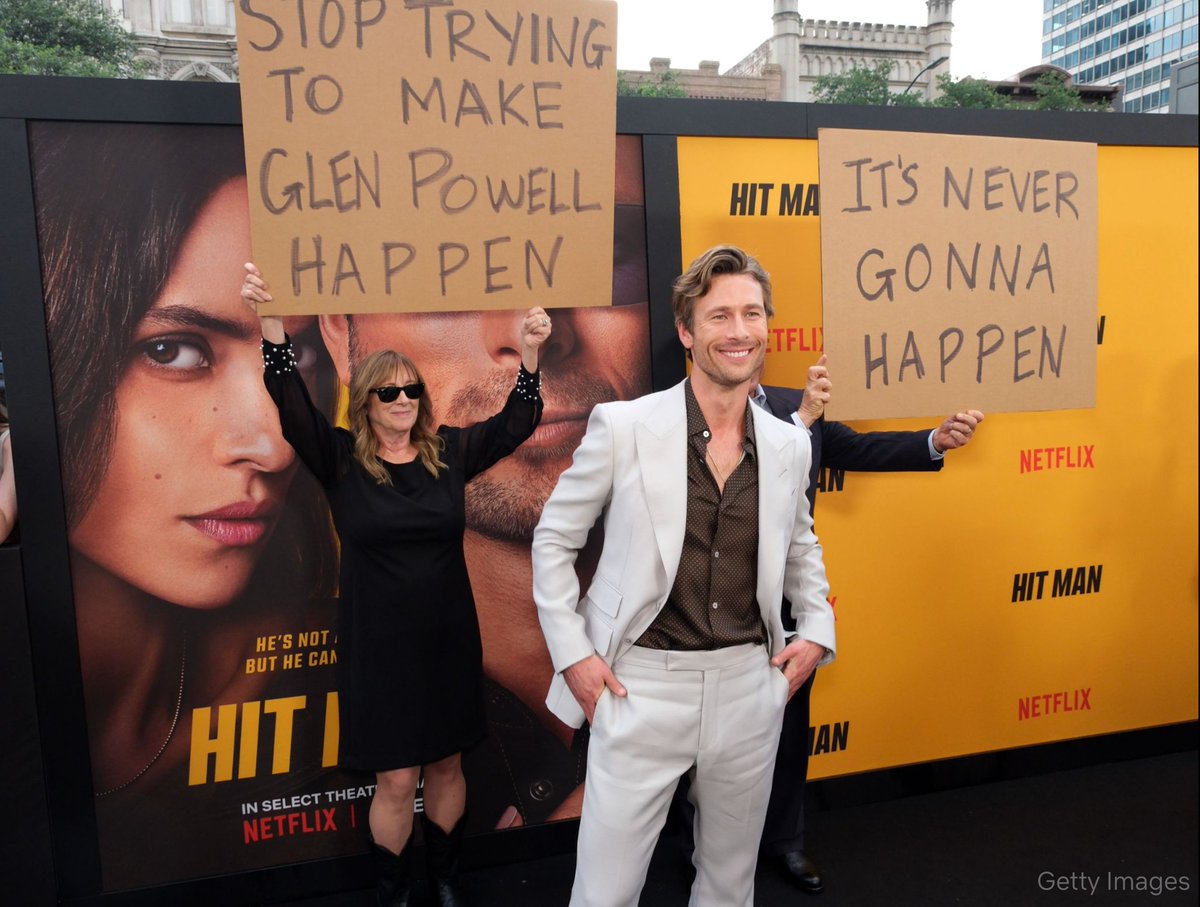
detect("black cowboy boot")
[371,833,412,907]
[421,812,467,907]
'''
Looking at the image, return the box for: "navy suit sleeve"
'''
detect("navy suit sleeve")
[761,385,941,474]
[819,420,942,473]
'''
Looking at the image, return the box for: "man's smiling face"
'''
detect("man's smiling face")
[678,272,769,391]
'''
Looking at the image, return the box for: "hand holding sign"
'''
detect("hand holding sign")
[798,353,831,428]
[932,410,985,453]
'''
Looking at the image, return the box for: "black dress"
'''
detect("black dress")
[263,338,541,771]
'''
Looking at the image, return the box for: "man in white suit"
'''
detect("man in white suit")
[533,246,836,907]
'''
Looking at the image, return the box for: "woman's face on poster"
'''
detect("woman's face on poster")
[70,178,297,609]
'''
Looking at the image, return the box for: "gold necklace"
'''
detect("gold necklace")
[96,638,186,798]
[705,447,729,486]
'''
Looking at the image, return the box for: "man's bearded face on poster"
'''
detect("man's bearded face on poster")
[321,298,651,540]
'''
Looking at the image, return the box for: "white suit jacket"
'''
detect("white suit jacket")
[533,381,837,729]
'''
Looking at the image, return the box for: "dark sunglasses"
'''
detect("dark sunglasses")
[369,383,424,403]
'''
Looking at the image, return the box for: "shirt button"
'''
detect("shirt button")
[529,779,554,802]
[702,430,710,438]
[713,550,720,558]
[711,602,719,610]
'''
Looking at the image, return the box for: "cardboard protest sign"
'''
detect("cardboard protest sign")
[818,128,1097,420]
[235,0,617,315]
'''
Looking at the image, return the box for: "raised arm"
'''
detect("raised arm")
[792,354,982,470]
[241,262,286,344]
[240,263,346,485]
[455,307,551,480]
[521,305,551,373]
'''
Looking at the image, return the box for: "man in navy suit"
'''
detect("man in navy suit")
[753,355,983,894]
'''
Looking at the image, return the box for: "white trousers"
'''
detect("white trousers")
[570,643,790,907]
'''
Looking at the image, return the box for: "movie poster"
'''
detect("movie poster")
[676,135,1198,779]
[29,121,650,891]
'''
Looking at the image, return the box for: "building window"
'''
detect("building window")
[167,0,231,27]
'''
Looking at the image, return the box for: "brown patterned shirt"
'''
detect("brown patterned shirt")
[636,380,767,650]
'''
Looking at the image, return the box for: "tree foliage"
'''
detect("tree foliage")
[1028,70,1103,111]
[617,68,688,98]
[811,59,923,107]
[812,60,1104,111]
[0,0,146,78]
[930,73,1013,109]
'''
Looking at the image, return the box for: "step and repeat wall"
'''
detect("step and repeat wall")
[2,81,1195,901]
[675,135,1198,779]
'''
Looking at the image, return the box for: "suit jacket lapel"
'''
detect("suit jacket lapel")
[764,388,819,517]
[635,383,688,591]
[753,404,794,614]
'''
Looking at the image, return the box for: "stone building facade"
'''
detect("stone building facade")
[103,0,953,93]
[99,0,1117,111]
[103,0,239,82]
[620,0,956,102]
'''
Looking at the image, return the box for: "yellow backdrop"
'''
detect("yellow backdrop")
[677,136,1199,779]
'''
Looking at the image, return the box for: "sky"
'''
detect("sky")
[615,0,1045,82]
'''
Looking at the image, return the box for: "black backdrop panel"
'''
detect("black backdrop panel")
[0,546,55,906]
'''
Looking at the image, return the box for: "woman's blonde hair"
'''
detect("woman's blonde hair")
[348,349,446,483]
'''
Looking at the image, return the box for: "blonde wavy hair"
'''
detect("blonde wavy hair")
[348,350,446,484]
[672,244,774,333]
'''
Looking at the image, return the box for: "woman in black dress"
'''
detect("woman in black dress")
[243,264,550,906]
